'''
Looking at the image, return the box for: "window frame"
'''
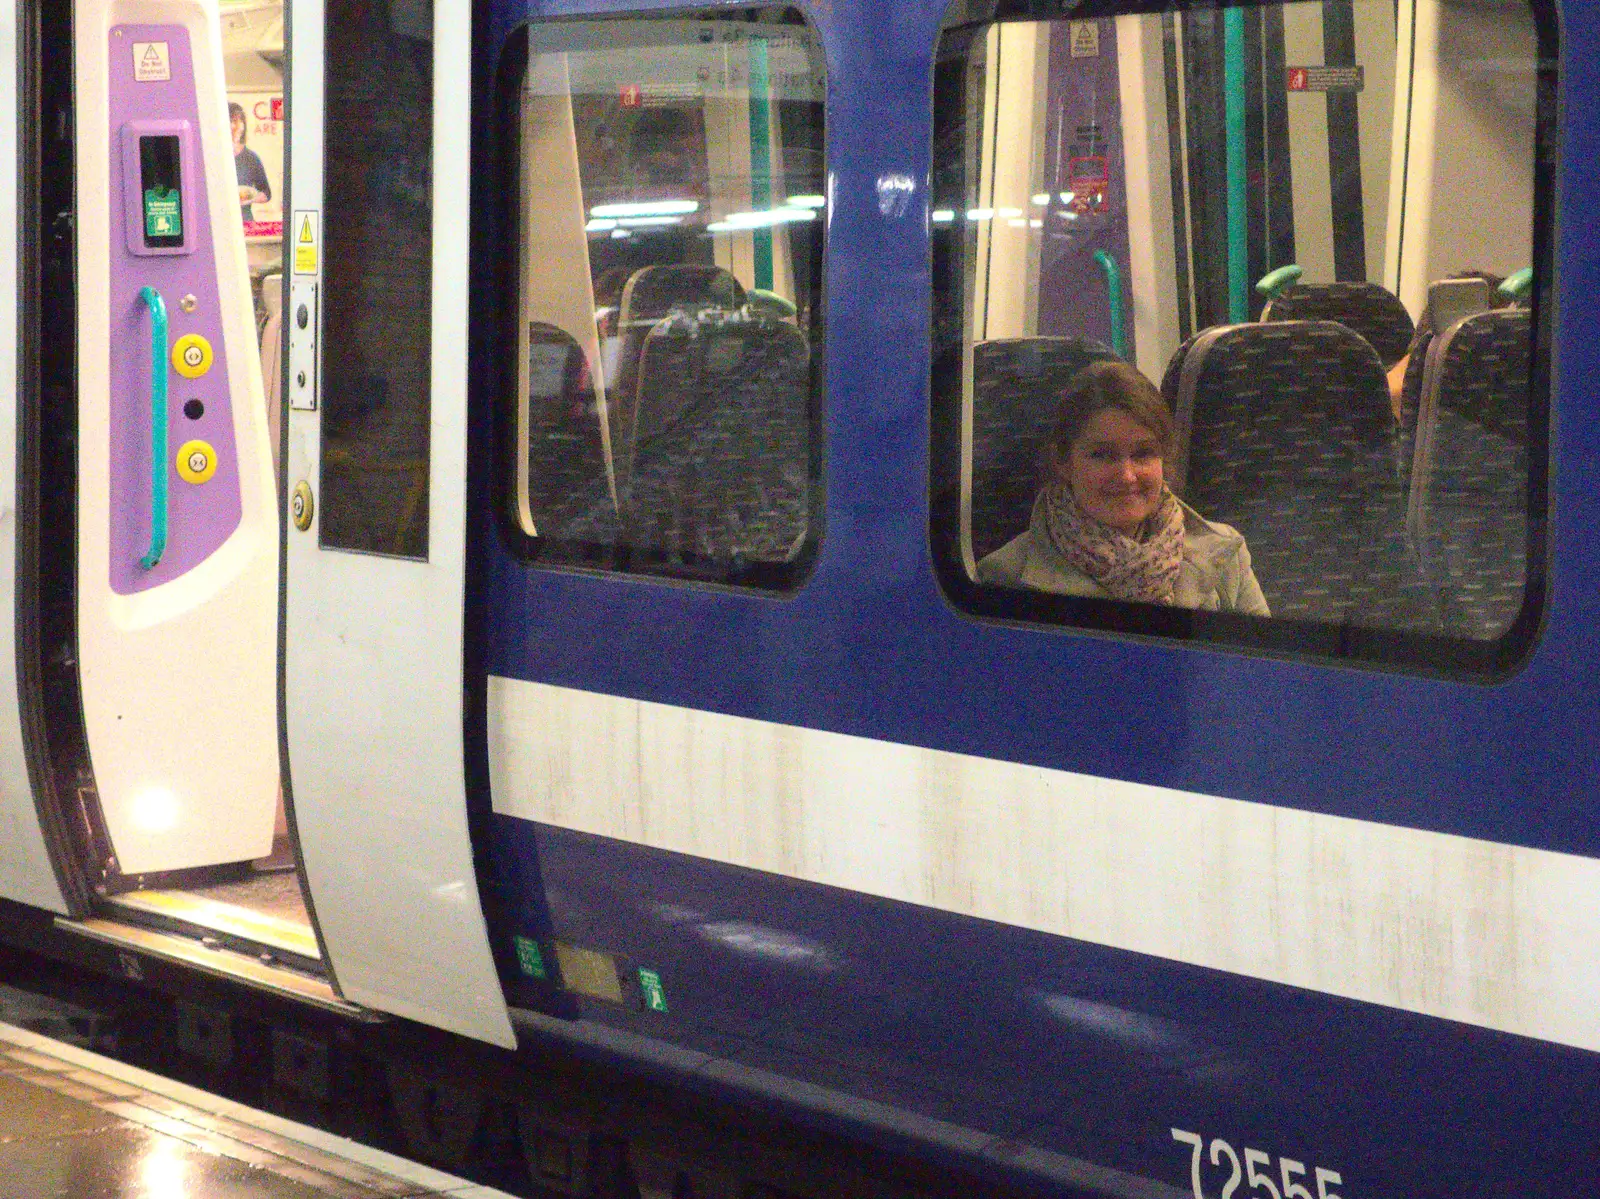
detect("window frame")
[928,0,1560,681]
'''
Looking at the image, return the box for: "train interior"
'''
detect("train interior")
[931,0,1543,646]
[21,0,1544,992]
[511,14,827,588]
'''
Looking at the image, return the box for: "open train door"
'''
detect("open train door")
[280,0,514,1046]
[71,0,280,877]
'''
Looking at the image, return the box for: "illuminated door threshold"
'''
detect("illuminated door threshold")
[105,889,320,965]
[54,918,367,1018]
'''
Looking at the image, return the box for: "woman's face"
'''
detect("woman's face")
[1065,407,1165,535]
[231,113,245,144]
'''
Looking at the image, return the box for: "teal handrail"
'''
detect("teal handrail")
[138,285,168,570]
[1093,249,1127,358]
[1223,8,1248,323]
[1256,264,1304,300]
[1499,267,1533,301]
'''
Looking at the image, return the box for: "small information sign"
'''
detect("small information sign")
[1287,65,1365,93]
[143,187,181,238]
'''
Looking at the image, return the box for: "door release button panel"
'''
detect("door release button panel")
[288,279,318,411]
[108,24,242,595]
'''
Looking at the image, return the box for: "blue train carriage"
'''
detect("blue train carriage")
[0,0,1589,1194]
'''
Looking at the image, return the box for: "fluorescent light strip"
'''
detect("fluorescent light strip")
[589,200,700,218]
[707,208,818,231]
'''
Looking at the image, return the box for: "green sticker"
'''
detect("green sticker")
[513,935,547,980]
[144,186,181,238]
[637,968,668,1013]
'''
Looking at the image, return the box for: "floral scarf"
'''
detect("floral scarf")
[1040,483,1186,604]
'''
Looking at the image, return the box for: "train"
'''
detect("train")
[0,0,1589,1194]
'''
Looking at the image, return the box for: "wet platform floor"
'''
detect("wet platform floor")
[0,1021,509,1199]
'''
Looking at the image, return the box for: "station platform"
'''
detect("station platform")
[0,1018,513,1199]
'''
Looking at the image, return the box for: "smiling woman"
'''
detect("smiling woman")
[976,360,1269,614]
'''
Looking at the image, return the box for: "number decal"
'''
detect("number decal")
[1211,1138,1243,1199]
[1172,1129,1206,1199]
[1170,1129,1347,1199]
[1281,1158,1313,1199]
[1245,1148,1282,1199]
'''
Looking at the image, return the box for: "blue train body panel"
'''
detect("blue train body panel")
[472,0,1595,1193]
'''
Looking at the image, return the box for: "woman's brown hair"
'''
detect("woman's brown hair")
[1041,360,1174,479]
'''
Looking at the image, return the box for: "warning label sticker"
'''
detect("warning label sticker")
[1287,65,1365,93]
[132,42,170,83]
[1070,21,1100,58]
[293,210,319,275]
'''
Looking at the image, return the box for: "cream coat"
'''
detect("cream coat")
[977,496,1271,616]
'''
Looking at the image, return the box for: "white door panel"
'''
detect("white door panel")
[282,0,514,1047]
[0,0,68,913]
[74,0,279,874]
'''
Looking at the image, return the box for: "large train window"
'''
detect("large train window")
[496,11,827,590]
[930,0,1555,675]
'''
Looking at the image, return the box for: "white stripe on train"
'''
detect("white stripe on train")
[489,675,1600,1052]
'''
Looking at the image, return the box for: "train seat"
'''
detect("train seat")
[1259,279,1415,368]
[612,265,749,490]
[522,321,618,547]
[1167,320,1432,627]
[970,337,1119,564]
[622,310,812,570]
[1408,307,1532,639]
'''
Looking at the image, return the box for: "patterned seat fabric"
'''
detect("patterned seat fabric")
[618,310,813,571]
[1260,281,1416,367]
[1409,308,1532,640]
[611,265,750,490]
[522,322,618,545]
[970,337,1119,563]
[1172,320,1434,628]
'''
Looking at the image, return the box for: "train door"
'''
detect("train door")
[280,0,514,1046]
[9,0,328,981]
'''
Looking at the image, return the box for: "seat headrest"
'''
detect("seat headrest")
[620,265,748,325]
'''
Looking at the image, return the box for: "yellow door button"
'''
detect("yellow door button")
[291,481,314,531]
[171,334,213,379]
[175,439,217,485]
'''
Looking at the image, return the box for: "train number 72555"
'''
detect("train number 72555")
[1170,1129,1345,1199]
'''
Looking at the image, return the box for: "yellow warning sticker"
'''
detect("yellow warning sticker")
[133,42,170,82]
[292,210,319,275]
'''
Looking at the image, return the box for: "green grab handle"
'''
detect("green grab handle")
[747,37,774,292]
[1499,267,1533,300]
[1093,249,1127,359]
[1256,264,1304,299]
[138,285,168,570]
[1223,6,1248,323]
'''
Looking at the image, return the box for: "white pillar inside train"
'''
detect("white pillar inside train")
[1384,0,1537,315]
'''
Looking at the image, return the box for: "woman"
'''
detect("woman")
[231,102,271,223]
[978,360,1269,615]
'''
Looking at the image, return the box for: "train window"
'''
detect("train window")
[319,1,435,559]
[931,0,1554,675]
[497,11,827,591]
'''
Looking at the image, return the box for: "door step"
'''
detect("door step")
[54,918,370,1018]
[104,889,321,973]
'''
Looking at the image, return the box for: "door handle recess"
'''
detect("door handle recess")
[138,285,169,569]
